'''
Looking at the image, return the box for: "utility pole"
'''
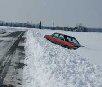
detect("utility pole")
[39,21,41,29]
[52,21,54,29]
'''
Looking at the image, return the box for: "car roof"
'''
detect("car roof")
[53,32,75,38]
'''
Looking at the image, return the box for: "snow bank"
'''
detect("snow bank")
[22,30,44,87]
[31,29,102,66]
[23,29,102,87]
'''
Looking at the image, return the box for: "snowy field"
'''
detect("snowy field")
[23,28,102,87]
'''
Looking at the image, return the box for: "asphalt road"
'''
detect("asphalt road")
[0,30,26,87]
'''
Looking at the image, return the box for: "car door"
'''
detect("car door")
[57,34,66,45]
[65,36,76,47]
[50,33,60,43]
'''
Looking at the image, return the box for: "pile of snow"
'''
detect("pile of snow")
[31,29,102,66]
[23,29,102,87]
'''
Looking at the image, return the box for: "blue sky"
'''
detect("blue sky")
[0,0,102,27]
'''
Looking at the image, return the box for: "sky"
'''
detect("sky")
[0,0,102,27]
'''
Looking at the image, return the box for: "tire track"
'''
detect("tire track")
[0,31,25,86]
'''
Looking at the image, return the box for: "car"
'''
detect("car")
[44,33,81,49]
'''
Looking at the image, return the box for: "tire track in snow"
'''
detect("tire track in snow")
[23,30,102,87]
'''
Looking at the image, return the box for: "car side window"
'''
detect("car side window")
[71,38,78,44]
[66,37,77,43]
[52,33,59,38]
[66,36,72,42]
[59,35,65,41]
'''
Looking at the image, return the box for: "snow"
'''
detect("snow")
[73,32,102,66]
[23,29,102,87]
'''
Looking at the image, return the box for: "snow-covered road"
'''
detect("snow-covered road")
[23,29,102,87]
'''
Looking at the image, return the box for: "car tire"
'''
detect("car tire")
[63,45,69,49]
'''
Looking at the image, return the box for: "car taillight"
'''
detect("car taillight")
[44,35,47,38]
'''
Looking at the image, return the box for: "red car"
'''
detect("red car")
[44,33,81,49]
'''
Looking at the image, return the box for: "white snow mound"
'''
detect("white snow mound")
[23,29,102,87]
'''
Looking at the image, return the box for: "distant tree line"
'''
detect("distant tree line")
[43,24,88,32]
[0,21,37,28]
[0,20,102,32]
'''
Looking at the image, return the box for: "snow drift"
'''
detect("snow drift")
[23,29,102,87]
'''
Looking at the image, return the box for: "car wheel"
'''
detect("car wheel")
[63,45,69,49]
[73,47,78,50]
